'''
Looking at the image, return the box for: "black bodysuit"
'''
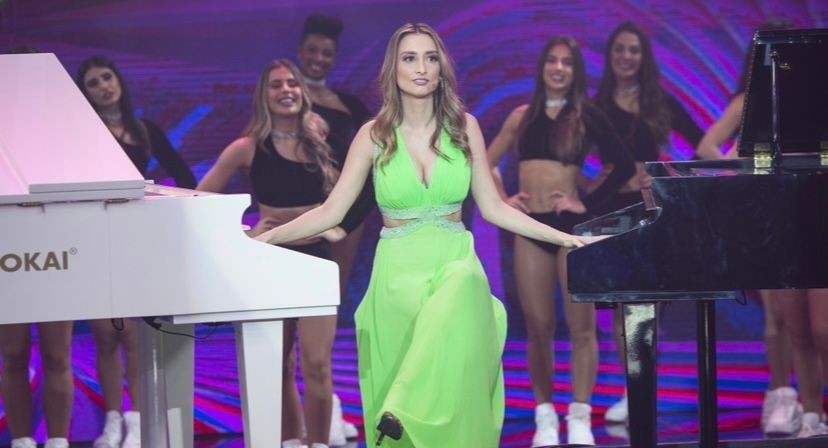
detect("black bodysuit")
[312,90,373,233]
[600,94,704,162]
[119,119,196,189]
[595,93,704,214]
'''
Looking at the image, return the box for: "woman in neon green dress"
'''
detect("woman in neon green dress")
[258,23,596,447]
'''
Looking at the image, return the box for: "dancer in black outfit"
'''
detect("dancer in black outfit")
[592,22,716,425]
[77,55,196,448]
[297,14,374,444]
[487,36,634,446]
[198,59,343,448]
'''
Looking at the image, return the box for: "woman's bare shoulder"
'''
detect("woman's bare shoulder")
[350,120,378,156]
[226,136,257,152]
[218,136,257,165]
[500,104,529,131]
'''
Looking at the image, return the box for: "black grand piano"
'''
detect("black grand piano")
[568,28,828,447]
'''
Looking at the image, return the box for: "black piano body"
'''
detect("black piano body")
[568,28,828,447]
[570,154,828,302]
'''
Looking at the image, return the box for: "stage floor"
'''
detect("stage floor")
[0,325,823,447]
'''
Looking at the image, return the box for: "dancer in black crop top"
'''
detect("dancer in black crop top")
[487,36,634,447]
[297,15,374,443]
[75,55,198,448]
[197,59,343,447]
[593,22,724,426]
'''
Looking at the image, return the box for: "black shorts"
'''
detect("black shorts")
[525,211,589,255]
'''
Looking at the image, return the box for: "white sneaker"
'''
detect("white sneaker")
[329,393,359,441]
[329,394,347,446]
[94,410,123,448]
[531,402,559,447]
[342,421,358,439]
[281,439,303,448]
[10,438,37,448]
[764,387,803,435]
[44,438,70,448]
[122,411,141,448]
[566,402,595,445]
[605,392,628,423]
[760,389,776,428]
[798,412,828,438]
[605,423,630,440]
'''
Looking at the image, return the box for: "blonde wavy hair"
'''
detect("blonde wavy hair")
[371,23,470,167]
[243,59,339,192]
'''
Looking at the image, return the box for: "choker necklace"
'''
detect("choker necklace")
[303,76,326,88]
[545,98,567,109]
[99,111,122,124]
[614,84,640,97]
[271,129,298,140]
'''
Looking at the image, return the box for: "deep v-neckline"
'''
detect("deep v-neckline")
[397,129,440,190]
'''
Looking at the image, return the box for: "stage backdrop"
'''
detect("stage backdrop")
[1,0,824,340]
[2,0,826,444]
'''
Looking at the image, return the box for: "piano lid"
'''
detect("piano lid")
[738,28,828,156]
[0,53,145,205]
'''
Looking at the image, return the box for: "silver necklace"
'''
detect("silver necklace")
[271,129,298,140]
[303,76,326,88]
[545,98,567,109]
[99,111,122,124]
[614,84,640,97]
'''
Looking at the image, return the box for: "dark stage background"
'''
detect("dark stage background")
[1,0,825,443]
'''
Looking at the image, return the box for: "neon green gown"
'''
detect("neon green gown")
[355,128,507,447]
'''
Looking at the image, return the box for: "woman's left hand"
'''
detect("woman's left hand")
[551,192,586,215]
[253,231,274,244]
[562,234,610,249]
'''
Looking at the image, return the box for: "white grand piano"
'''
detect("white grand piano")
[0,53,339,447]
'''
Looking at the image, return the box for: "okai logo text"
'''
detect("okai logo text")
[0,248,76,273]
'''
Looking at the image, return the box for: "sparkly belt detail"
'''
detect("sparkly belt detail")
[379,203,465,239]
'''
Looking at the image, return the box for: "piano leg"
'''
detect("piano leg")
[623,302,658,447]
[162,324,195,448]
[697,300,718,447]
[235,320,284,447]
[138,321,172,448]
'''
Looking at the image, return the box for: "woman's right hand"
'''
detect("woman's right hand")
[506,192,531,213]
[247,217,281,238]
[550,192,586,215]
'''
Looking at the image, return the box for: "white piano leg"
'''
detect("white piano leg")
[138,321,171,448]
[235,320,283,447]
[162,324,195,448]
